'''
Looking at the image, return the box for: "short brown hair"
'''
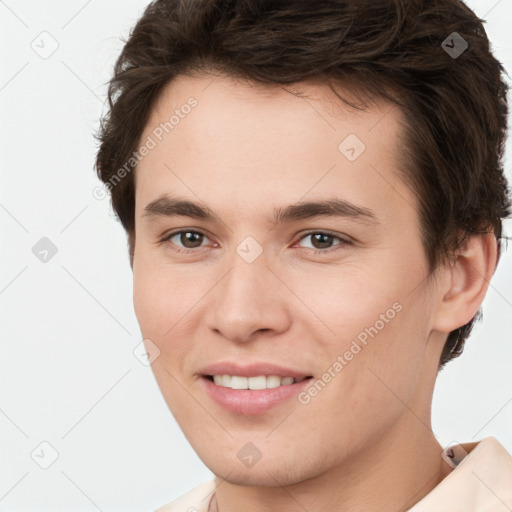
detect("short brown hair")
[94,0,511,369]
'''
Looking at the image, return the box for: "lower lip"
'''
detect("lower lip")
[201,376,313,415]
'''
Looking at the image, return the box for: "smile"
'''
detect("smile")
[201,375,314,415]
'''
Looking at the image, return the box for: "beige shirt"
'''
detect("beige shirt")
[155,436,512,512]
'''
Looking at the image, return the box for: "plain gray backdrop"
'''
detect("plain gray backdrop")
[1,0,511,510]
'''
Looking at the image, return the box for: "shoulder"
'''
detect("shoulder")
[154,480,216,512]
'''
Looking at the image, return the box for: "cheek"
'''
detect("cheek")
[132,262,158,337]
[132,256,179,345]
[293,255,431,395]
[132,258,209,357]
[132,262,199,415]
[289,260,401,339]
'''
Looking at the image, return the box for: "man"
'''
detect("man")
[94,0,512,510]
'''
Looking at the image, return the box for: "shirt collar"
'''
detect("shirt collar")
[407,436,512,511]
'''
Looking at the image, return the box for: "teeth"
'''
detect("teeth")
[266,375,281,388]
[248,375,267,390]
[210,374,303,390]
[230,376,248,389]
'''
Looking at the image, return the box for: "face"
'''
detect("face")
[132,73,443,486]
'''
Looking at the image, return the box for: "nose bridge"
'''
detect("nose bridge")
[209,238,288,341]
[219,240,270,309]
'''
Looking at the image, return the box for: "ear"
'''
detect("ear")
[432,232,498,334]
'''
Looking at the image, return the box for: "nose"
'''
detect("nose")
[208,244,291,343]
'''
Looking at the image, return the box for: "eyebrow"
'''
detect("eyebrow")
[141,195,378,225]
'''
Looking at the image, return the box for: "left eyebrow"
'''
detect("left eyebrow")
[141,195,378,225]
[273,198,378,225]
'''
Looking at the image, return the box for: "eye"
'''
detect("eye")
[296,231,351,254]
[160,230,211,252]
[160,229,351,255]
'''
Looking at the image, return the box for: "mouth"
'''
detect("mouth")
[203,374,313,390]
[200,374,314,415]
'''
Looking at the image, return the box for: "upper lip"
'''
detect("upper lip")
[198,361,312,379]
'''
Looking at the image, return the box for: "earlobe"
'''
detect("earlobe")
[433,232,498,334]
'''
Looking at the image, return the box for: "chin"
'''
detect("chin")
[203,454,319,487]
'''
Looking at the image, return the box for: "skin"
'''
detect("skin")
[132,73,497,511]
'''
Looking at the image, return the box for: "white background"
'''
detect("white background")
[0,0,511,510]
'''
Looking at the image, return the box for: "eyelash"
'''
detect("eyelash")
[159,229,352,256]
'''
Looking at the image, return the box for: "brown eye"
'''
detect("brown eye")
[179,231,204,248]
[163,230,207,250]
[310,233,336,249]
[296,231,351,254]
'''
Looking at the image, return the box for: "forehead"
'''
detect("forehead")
[145,73,398,141]
[134,73,413,224]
